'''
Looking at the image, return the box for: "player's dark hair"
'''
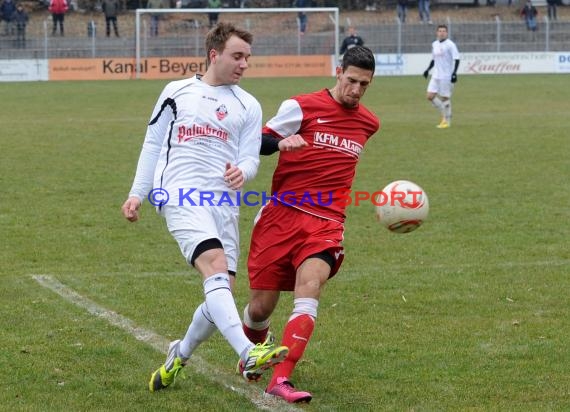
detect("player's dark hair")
[438,24,448,31]
[341,46,375,73]
[205,22,253,65]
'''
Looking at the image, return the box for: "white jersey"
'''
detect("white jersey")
[128,75,262,207]
[431,38,460,80]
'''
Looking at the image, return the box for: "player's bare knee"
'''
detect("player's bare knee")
[296,279,322,298]
[247,302,269,322]
[248,292,279,321]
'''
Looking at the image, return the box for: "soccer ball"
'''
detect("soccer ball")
[375,180,429,234]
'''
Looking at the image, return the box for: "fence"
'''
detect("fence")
[0,13,569,59]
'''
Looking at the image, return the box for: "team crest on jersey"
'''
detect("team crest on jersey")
[216,104,228,121]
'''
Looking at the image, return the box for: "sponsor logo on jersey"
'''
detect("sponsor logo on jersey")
[313,132,363,158]
[177,123,229,143]
[216,104,228,121]
[316,118,332,124]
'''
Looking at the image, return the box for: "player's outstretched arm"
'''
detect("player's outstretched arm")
[260,133,308,155]
[122,196,142,222]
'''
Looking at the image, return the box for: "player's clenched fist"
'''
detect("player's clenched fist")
[278,134,308,152]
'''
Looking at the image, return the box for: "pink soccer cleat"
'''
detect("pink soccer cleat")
[265,377,312,403]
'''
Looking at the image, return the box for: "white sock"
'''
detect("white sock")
[203,273,253,360]
[243,304,270,330]
[290,297,319,321]
[443,100,452,123]
[431,97,446,120]
[179,302,217,359]
[431,96,444,111]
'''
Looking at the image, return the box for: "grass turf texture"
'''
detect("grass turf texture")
[1,75,569,411]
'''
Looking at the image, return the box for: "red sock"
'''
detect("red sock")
[243,324,269,344]
[268,314,315,389]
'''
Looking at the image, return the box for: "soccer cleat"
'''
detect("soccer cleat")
[237,332,276,382]
[265,377,312,403]
[436,120,450,129]
[149,339,188,392]
[241,335,288,382]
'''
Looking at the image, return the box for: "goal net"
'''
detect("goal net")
[134,7,339,78]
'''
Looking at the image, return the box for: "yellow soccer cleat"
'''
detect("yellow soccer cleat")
[240,334,288,382]
[237,332,279,382]
[149,340,187,392]
[436,120,450,129]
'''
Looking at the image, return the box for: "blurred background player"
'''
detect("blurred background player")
[238,46,379,403]
[423,24,460,129]
[121,22,288,392]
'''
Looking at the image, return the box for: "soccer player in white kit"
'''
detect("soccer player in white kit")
[423,24,460,129]
[121,22,288,392]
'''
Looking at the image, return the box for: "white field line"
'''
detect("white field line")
[32,274,300,412]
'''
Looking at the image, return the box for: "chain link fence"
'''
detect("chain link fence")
[0,10,568,58]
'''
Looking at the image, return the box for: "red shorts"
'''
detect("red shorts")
[248,202,345,291]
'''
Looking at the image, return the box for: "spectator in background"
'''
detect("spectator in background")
[397,0,408,23]
[418,0,432,25]
[48,0,68,36]
[147,0,164,37]
[208,0,221,29]
[294,0,308,35]
[12,2,27,47]
[520,0,538,32]
[102,0,120,37]
[1,0,16,36]
[339,26,364,56]
[546,0,557,21]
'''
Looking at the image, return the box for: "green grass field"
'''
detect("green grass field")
[1,74,569,411]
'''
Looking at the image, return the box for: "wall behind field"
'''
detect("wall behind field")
[2,52,570,81]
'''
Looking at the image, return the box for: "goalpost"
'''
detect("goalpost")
[135,7,340,79]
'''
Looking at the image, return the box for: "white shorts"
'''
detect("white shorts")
[427,78,454,98]
[161,204,239,273]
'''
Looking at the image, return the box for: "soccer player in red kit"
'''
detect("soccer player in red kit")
[238,46,380,403]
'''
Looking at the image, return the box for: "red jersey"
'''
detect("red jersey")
[264,89,380,223]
